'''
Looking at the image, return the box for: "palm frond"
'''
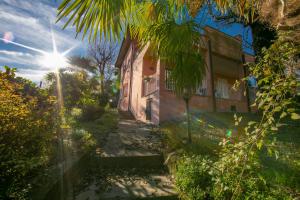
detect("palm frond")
[57,0,138,41]
[58,0,243,97]
[138,17,206,96]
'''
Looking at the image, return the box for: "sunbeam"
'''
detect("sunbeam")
[62,45,78,57]
[1,30,76,71]
[0,38,47,55]
[1,27,78,200]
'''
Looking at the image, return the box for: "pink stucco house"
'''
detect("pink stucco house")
[116,26,255,125]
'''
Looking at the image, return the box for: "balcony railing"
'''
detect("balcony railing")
[143,76,156,96]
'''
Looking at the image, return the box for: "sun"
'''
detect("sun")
[40,51,67,70]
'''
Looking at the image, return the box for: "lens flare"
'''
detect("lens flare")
[40,52,68,70]
[2,26,78,199]
[3,32,14,43]
[226,129,232,137]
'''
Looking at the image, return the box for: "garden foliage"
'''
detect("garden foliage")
[174,39,299,200]
[0,67,57,199]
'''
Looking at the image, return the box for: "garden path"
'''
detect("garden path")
[74,111,178,200]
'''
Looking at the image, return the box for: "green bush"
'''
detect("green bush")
[98,93,109,106]
[70,107,83,119]
[175,154,294,200]
[95,112,118,128]
[80,104,104,121]
[175,155,213,200]
[72,129,96,152]
[0,67,57,199]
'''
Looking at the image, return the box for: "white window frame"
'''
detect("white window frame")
[215,78,229,99]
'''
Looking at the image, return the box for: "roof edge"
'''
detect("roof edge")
[115,36,131,68]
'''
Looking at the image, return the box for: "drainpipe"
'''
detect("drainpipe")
[208,39,216,112]
[242,54,251,113]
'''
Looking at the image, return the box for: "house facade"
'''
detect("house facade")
[116,26,255,125]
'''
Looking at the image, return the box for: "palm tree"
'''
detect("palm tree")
[56,0,260,142]
[56,0,261,39]
[142,19,206,143]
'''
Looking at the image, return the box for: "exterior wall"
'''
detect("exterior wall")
[205,26,242,60]
[119,43,134,111]
[159,29,249,122]
[119,43,160,125]
[130,44,147,121]
[159,49,214,122]
[118,26,252,124]
[141,59,160,125]
[212,55,248,113]
[159,67,214,121]
[206,26,249,113]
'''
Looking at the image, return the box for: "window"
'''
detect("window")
[165,69,175,90]
[196,79,207,96]
[215,78,229,99]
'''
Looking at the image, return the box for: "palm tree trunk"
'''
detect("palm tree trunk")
[100,78,104,94]
[184,98,191,143]
[99,69,105,94]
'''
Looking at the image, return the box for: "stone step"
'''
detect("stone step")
[118,111,135,120]
[74,171,177,200]
[96,155,165,169]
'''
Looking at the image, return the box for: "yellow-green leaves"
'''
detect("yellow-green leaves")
[0,67,57,198]
[291,113,300,120]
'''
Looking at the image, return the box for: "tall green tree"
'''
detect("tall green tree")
[69,40,118,94]
[45,68,94,110]
[142,19,206,143]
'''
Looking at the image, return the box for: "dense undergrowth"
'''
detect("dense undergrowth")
[162,112,300,199]
[0,67,58,199]
[67,107,119,155]
[0,66,119,199]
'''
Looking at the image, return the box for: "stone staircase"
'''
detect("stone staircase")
[118,110,135,120]
[73,114,178,200]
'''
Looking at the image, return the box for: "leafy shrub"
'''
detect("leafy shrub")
[0,67,57,199]
[95,112,118,129]
[72,129,96,152]
[174,153,294,200]
[98,92,109,106]
[70,107,83,119]
[80,104,104,121]
[175,155,213,200]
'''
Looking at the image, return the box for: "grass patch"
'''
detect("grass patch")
[161,112,260,156]
[68,109,119,154]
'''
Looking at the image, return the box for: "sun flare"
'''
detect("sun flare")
[40,51,67,70]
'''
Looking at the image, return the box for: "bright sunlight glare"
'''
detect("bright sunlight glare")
[40,52,68,70]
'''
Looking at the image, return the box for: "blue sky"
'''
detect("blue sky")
[0,0,89,82]
[0,0,253,82]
